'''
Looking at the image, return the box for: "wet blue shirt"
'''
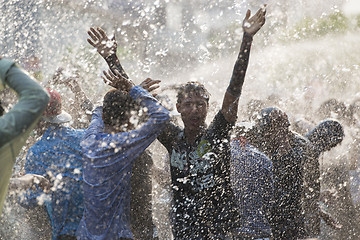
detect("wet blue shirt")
[230,140,273,239]
[76,86,170,240]
[21,126,85,240]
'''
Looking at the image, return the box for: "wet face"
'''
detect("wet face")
[176,93,208,132]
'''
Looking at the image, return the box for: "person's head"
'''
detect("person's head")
[176,81,210,132]
[42,89,72,124]
[305,119,344,152]
[253,107,291,143]
[102,89,140,132]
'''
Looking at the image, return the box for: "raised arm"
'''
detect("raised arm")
[87,27,129,79]
[0,58,49,214]
[221,7,266,123]
[0,59,50,146]
[49,68,94,127]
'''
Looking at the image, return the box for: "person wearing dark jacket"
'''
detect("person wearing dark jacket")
[249,107,311,240]
[304,119,344,238]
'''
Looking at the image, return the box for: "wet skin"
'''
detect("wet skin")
[176,93,209,144]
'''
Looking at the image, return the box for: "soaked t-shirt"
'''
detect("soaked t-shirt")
[158,111,239,239]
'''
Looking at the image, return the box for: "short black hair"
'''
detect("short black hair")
[102,90,139,128]
[306,119,344,150]
[256,107,290,130]
[176,81,210,104]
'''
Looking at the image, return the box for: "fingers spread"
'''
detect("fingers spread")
[87,38,96,47]
[88,29,98,41]
[147,85,160,92]
[97,27,108,39]
[245,9,251,20]
[91,27,101,39]
[103,70,111,80]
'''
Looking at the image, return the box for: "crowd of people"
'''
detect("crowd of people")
[1,4,359,240]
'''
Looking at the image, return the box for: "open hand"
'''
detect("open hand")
[87,27,117,58]
[102,69,134,92]
[242,6,266,37]
[51,68,82,92]
[14,174,51,193]
[140,78,161,97]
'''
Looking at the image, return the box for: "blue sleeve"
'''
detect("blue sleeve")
[83,106,104,139]
[20,148,50,207]
[83,86,170,153]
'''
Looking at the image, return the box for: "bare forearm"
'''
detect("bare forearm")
[227,32,253,98]
[104,54,129,79]
[221,33,253,123]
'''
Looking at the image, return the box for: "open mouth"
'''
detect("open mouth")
[188,117,204,128]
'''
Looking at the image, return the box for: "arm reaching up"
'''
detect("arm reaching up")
[102,69,160,97]
[102,69,134,92]
[87,27,129,79]
[221,6,266,123]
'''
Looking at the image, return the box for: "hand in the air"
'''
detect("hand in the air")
[242,6,266,37]
[102,69,134,92]
[87,27,117,58]
[140,78,161,97]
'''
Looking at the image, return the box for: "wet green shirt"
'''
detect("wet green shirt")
[0,58,49,215]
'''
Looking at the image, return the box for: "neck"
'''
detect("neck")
[104,122,133,134]
[104,125,122,134]
[184,127,202,145]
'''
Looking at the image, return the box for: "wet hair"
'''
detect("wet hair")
[0,100,4,116]
[102,89,140,128]
[306,119,344,151]
[176,81,210,104]
[256,107,290,130]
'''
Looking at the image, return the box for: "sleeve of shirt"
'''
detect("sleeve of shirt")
[20,146,50,208]
[82,86,170,156]
[206,110,234,143]
[0,59,50,147]
[157,121,181,153]
[83,106,105,138]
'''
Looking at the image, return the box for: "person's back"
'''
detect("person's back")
[250,107,310,239]
[0,58,49,214]
[130,149,158,239]
[77,81,170,240]
[304,119,344,238]
[21,125,85,240]
[230,137,273,239]
[272,131,309,239]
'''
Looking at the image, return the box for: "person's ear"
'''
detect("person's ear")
[176,102,182,113]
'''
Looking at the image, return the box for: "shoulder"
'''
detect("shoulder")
[247,144,272,166]
[292,131,310,143]
[232,141,271,164]
[291,131,311,149]
[206,110,234,139]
